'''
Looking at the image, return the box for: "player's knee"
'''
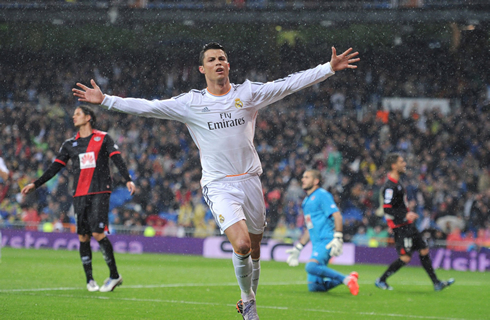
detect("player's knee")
[400,255,411,263]
[307,282,326,292]
[92,232,105,242]
[78,234,90,242]
[419,248,429,256]
[234,239,252,255]
[305,261,318,275]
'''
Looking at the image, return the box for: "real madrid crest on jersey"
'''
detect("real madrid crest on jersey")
[219,214,225,224]
[234,98,243,109]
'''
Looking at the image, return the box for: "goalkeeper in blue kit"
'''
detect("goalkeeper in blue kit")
[286,169,359,295]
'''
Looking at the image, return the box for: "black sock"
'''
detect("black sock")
[420,254,438,284]
[98,237,119,279]
[380,258,406,282]
[79,241,93,283]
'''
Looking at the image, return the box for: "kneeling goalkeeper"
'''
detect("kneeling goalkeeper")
[286,169,359,295]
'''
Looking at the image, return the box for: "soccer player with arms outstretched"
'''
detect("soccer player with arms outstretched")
[73,42,359,319]
[22,106,135,292]
[286,169,359,295]
[375,153,454,291]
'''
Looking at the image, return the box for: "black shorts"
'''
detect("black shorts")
[393,224,428,256]
[73,193,111,235]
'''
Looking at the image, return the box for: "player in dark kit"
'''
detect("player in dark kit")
[375,153,454,291]
[22,105,136,292]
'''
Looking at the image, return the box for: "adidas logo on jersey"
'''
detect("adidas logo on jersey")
[202,107,210,112]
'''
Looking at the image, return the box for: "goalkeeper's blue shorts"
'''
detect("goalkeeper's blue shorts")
[310,240,333,266]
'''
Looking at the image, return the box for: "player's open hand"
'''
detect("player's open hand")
[329,47,360,72]
[406,211,419,222]
[286,243,303,267]
[326,232,344,257]
[72,79,105,105]
[21,183,36,195]
[127,181,136,196]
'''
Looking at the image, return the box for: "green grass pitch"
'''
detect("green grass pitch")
[0,247,487,319]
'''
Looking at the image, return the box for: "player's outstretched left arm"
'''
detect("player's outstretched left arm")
[329,47,360,72]
[73,79,105,105]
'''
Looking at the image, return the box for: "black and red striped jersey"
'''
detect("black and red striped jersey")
[35,129,132,197]
[382,174,412,229]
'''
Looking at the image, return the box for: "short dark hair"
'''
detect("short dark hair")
[306,169,322,186]
[77,105,97,127]
[199,42,227,66]
[384,153,401,171]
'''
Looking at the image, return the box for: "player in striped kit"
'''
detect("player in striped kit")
[73,42,359,319]
[22,105,136,292]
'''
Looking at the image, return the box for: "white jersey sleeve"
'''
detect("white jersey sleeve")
[101,92,191,123]
[0,157,8,174]
[250,62,335,109]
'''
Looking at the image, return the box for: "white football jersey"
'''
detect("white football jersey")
[101,62,335,186]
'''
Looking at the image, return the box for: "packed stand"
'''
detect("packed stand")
[1,40,490,251]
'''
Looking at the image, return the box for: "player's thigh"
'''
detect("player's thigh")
[394,229,416,256]
[241,176,266,235]
[412,231,428,252]
[74,196,90,235]
[87,193,111,233]
[311,242,331,265]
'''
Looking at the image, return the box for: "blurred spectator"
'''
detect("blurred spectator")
[351,226,369,246]
[366,225,390,247]
[1,34,489,246]
[21,204,40,230]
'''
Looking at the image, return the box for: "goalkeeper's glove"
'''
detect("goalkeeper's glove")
[326,232,343,257]
[285,243,303,267]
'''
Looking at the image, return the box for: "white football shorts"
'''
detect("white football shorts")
[202,174,266,234]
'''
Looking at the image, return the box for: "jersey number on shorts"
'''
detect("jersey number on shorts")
[403,237,413,249]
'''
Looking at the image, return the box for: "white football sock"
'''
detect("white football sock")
[232,250,255,302]
[252,258,261,295]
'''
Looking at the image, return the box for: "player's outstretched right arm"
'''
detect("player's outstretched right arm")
[73,79,188,122]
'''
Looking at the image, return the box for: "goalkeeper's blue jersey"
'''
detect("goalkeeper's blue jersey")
[301,188,339,244]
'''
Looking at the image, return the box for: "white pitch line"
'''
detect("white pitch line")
[0,281,304,293]
[11,291,470,320]
[0,279,484,293]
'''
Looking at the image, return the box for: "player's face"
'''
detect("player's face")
[394,156,407,174]
[199,49,230,82]
[301,171,318,191]
[73,108,91,128]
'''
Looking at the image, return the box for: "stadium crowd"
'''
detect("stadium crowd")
[1,39,490,251]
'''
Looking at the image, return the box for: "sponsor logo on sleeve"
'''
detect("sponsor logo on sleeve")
[384,189,393,203]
